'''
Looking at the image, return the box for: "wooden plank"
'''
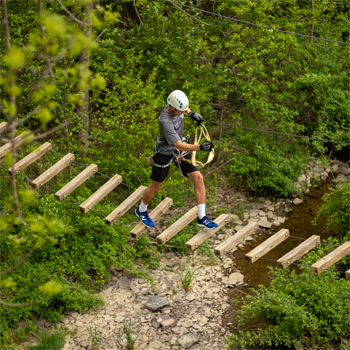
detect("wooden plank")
[31,153,75,189]
[8,142,52,174]
[55,164,97,201]
[105,186,147,226]
[0,132,28,158]
[0,121,8,133]
[277,235,321,269]
[79,173,122,213]
[156,206,198,244]
[246,229,290,263]
[186,214,230,251]
[214,222,258,257]
[346,270,350,281]
[131,197,173,239]
[311,241,350,275]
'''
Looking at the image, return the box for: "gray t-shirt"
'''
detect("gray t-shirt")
[156,105,184,154]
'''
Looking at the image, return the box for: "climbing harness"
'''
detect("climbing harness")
[181,124,215,169]
[146,124,214,172]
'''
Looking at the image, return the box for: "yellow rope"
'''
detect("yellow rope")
[182,124,215,169]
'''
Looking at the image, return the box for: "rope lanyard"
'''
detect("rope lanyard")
[182,124,215,169]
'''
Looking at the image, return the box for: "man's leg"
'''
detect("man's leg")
[187,171,218,230]
[136,180,163,228]
[143,180,163,204]
[187,171,205,204]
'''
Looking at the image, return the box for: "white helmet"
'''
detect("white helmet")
[167,90,189,111]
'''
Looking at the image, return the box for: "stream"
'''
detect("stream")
[223,178,334,327]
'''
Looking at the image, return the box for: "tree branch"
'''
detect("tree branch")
[167,0,213,26]
[0,297,47,307]
[56,0,90,26]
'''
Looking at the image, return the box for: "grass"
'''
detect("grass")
[117,324,138,350]
[24,329,66,350]
[87,325,103,349]
[180,263,198,292]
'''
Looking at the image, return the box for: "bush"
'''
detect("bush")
[226,239,350,350]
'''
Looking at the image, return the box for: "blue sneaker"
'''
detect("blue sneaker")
[135,207,155,228]
[197,216,218,230]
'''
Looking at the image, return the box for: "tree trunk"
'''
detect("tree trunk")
[78,0,93,156]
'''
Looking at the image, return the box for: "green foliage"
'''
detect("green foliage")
[313,181,350,241]
[25,329,66,350]
[117,323,138,350]
[88,325,103,350]
[180,263,198,292]
[226,239,350,350]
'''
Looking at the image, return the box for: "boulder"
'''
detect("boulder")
[178,333,200,349]
[116,276,131,289]
[335,165,350,175]
[228,272,244,286]
[136,295,168,311]
[293,198,303,206]
[258,218,272,229]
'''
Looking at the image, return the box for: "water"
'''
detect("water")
[223,179,333,327]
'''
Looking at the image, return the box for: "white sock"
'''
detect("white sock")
[197,203,206,219]
[139,200,148,212]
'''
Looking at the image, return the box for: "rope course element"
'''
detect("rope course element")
[163,0,350,46]
[12,160,348,276]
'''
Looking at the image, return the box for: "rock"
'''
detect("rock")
[245,235,253,241]
[44,320,52,327]
[248,218,258,224]
[80,340,90,348]
[159,334,169,343]
[249,209,260,216]
[264,199,272,206]
[199,316,208,325]
[149,341,164,349]
[332,174,348,183]
[258,210,266,217]
[228,272,244,286]
[272,220,280,227]
[160,318,177,328]
[178,333,200,349]
[293,198,303,206]
[298,174,306,182]
[267,211,274,219]
[335,165,350,175]
[36,319,46,328]
[116,276,131,289]
[185,293,196,301]
[136,295,168,311]
[277,217,286,224]
[151,318,160,328]
[258,218,272,229]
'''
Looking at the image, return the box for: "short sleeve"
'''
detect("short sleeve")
[160,119,181,146]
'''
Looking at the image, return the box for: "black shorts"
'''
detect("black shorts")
[150,152,200,183]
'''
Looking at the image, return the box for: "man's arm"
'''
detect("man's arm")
[174,140,200,152]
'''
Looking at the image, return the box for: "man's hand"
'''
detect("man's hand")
[200,141,214,152]
[188,111,203,125]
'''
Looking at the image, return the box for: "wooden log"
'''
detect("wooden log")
[31,153,75,189]
[8,142,52,174]
[55,164,97,201]
[156,206,198,244]
[214,222,258,257]
[277,235,321,269]
[246,229,290,263]
[105,186,147,226]
[0,132,28,158]
[79,173,122,213]
[346,270,350,281]
[186,214,230,251]
[131,197,173,239]
[0,121,8,133]
[311,241,350,275]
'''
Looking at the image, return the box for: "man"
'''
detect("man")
[136,90,218,230]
